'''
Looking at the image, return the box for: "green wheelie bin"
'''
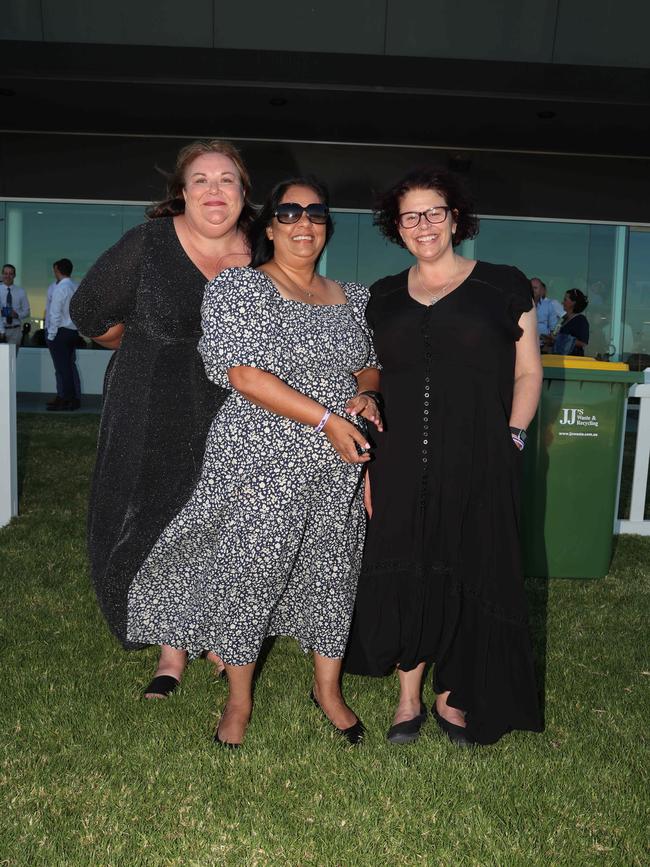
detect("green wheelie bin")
[521,356,641,579]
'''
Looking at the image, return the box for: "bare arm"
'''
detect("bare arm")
[90,322,125,349]
[510,307,543,430]
[228,366,371,464]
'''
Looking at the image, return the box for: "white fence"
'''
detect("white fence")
[616,371,650,536]
[0,345,18,527]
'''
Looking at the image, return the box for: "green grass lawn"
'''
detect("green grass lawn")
[1,415,648,866]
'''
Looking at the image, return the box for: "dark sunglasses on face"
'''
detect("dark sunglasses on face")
[274,203,329,224]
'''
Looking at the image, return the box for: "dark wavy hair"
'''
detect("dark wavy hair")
[250,176,335,268]
[566,288,589,314]
[146,139,256,235]
[374,167,479,248]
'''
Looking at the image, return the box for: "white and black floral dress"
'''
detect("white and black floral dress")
[126,267,379,664]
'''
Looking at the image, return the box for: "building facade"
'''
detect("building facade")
[2,1,649,358]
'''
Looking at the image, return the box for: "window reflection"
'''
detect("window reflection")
[623,229,650,360]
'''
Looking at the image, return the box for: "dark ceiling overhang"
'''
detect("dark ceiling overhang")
[2,40,650,157]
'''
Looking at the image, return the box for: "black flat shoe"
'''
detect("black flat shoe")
[387,703,428,744]
[143,674,180,698]
[200,651,227,679]
[310,690,365,746]
[432,706,474,748]
[213,727,241,749]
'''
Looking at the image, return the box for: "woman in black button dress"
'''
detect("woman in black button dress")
[346,168,544,746]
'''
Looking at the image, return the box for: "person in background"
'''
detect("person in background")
[549,288,590,356]
[44,270,81,402]
[530,277,560,350]
[70,139,254,699]
[0,264,30,354]
[46,259,80,411]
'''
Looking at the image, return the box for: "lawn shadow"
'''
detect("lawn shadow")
[16,413,35,501]
[525,574,549,730]
[253,635,277,685]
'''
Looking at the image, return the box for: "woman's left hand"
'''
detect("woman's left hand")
[345,394,384,431]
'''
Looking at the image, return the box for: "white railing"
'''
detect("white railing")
[616,369,650,536]
[0,344,18,528]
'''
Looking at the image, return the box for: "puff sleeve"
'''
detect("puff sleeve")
[199,267,280,389]
[507,267,535,339]
[343,281,381,370]
[70,224,144,336]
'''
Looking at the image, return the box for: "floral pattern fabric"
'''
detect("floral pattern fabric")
[127,267,378,663]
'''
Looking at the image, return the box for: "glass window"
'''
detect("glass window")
[2,202,147,327]
[475,219,618,357]
[325,213,361,282]
[623,228,650,360]
[357,214,413,286]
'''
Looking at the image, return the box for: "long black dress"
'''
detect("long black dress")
[345,261,543,745]
[70,217,228,648]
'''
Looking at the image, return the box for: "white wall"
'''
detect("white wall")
[16,347,112,395]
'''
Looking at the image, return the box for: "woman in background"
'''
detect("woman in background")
[551,289,590,356]
[70,140,254,697]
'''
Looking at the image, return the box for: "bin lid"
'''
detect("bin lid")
[541,355,642,383]
[542,355,629,371]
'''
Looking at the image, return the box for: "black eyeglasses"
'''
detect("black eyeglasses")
[398,206,451,229]
[274,203,329,224]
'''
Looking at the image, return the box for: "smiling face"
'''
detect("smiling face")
[2,265,15,286]
[397,187,457,262]
[266,184,327,265]
[182,152,244,235]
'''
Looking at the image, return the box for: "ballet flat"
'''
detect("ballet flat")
[387,703,428,744]
[310,690,365,746]
[432,706,474,748]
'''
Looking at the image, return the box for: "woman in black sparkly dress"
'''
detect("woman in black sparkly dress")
[346,169,544,746]
[70,140,254,697]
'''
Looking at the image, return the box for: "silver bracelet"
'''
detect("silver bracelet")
[314,409,332,433]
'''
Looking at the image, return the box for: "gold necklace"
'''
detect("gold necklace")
[416,263,457,305]
[273,263,318,299]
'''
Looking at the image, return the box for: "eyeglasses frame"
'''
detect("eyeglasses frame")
[397,206,452,229]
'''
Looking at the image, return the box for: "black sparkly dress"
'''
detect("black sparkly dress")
[345,261,543,745]
[70,218,229,648]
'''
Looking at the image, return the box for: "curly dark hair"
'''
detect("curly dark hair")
[146,139,256,235]
[374,167,479,248]
[566,288,589,314]
[249,176,334,268]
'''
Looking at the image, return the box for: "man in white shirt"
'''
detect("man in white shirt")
[0,263,30,354]
[46,258,81,411]
[530,277,561,348]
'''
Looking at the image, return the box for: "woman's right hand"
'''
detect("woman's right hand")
[324,413,372,464]
[91,322,125,350]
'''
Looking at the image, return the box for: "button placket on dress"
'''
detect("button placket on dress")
[420,311,432,509]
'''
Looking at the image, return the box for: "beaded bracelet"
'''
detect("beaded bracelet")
[314,409,332,433]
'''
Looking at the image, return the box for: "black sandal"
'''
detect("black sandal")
[143,675,180,698]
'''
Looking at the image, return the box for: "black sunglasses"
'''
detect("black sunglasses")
[274,203,329,224]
